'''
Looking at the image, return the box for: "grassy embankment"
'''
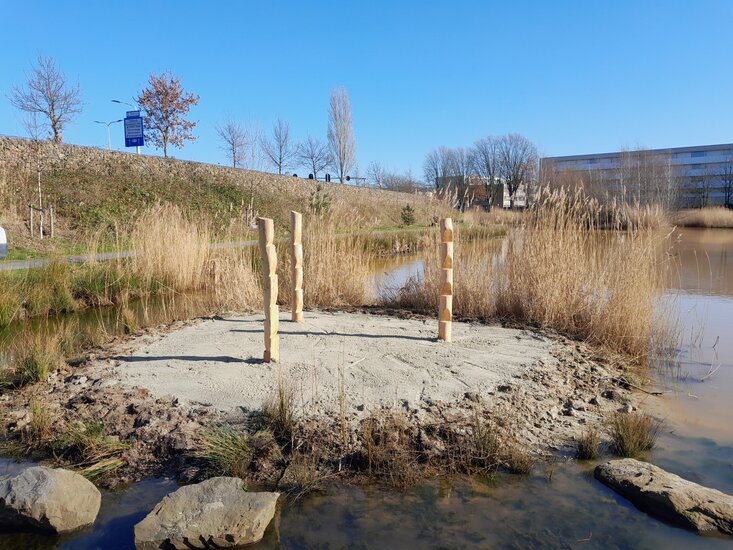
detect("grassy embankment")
[0,157,448,258]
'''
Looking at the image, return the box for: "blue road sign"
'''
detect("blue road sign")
[124,111,144,148]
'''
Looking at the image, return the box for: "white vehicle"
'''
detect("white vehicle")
[0,226,6,259]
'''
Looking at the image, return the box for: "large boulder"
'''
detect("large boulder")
[0,466,101,533]
[134,477,279,549]
[595,459,733,535]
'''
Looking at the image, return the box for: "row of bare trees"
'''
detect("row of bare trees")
[423,134,539,206]
[8,56,357,179]
[214,87,355,183]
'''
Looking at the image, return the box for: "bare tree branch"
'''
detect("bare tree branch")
[9,55,82,143]
[261,118,296,175]
[215,118,247,168]
[297,136,331,180]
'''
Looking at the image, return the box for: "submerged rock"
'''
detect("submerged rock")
[595,459,733,535]
[0,466,101,533]
[134,477,279,549]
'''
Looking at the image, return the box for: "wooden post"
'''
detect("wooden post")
[290,211,304,322]
[258,217,279,362]
[438,218,453,342]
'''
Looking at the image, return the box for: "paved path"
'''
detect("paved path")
[0,227,434,271]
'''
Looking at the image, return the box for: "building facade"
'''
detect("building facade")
[541,143,733,208]
[435,176,527,210]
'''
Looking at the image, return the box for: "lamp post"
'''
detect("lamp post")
[94,119,122,150]
[112,99,142,154]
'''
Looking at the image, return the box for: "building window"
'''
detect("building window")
[691,151,706,158]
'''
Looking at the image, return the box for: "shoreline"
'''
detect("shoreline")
[0,309,644,490]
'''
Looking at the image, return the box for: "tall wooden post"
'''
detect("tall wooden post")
[438,218,453,342]
[290,211,304,322]
[258,217,279,362]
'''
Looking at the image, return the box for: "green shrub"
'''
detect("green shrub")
[400,204,416,226]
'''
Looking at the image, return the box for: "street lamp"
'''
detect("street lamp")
[111,99,142,154]
[94,119,122,150]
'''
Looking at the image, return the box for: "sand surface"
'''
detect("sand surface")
[104,311,556,415]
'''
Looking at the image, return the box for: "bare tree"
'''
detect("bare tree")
[136,71,199,157]
[297,136,331,180]
[10,56,82,143]
[261,118,296,175]
[423,146,454,189]
[721,157,733,207]
[383,170,423,193]
[367,161,387,188]
[472,136,502,208]
[215,119,247,168]
[24,113,46,237]
[496,133,538,208]
[327,87,356,183]
[447,147,472,178]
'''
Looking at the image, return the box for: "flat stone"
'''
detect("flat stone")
[134,477,279,549]
[0,466,101,533]
[595,459,733,535]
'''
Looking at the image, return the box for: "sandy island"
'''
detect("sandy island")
[1,311,639,486]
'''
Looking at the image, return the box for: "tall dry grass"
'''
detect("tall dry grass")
[674,206,733,228]
[392,188,675,364]
[278,216,375,308]
[129,205,211,291]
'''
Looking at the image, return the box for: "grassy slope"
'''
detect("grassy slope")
[1,156,443,257]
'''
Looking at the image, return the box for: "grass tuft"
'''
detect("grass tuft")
[608,412,661,457]
[262,378,296,444]
[197,425,252,478]
[576,427,601,460]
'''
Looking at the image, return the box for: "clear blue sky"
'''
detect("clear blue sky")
[1,1,731,180]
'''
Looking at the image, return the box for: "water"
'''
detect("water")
[1,228,732,548]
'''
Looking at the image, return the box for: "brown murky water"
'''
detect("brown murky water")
[1,228,732,549]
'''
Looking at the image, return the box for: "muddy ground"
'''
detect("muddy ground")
[0,310,649,488]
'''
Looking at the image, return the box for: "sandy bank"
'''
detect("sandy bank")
[103,311,555,416]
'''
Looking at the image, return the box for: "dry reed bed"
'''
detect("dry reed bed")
[391,188,675,365]
[674,206,733,228]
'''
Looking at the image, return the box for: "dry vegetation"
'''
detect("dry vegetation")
[391,187,675,365]
[607,412,661,457]
[674,206,733,228]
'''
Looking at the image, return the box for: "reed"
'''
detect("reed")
[674,206,733,228]
[129,205,210,292]
[391,187,675,365]
[278,216,375,308]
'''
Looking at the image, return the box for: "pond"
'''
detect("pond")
[0,228,731,548]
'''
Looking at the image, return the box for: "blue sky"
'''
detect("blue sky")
[1,1,731,180]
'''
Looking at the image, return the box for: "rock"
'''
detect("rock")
[134,477,279,549]
[548,406,559,420]
[595,459,733,535]
[0,466,101,533]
